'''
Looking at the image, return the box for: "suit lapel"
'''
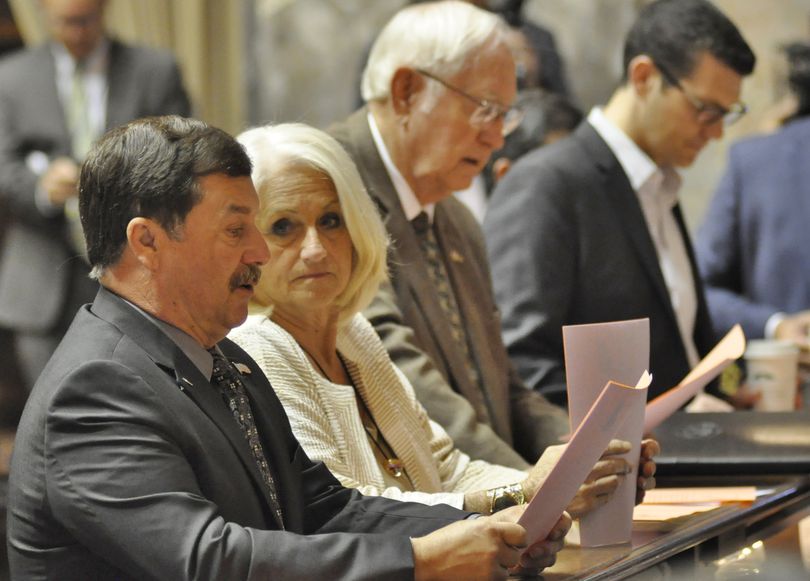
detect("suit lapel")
[39,44,73,154]
[105,41,136,130]
[92,288,284,527]
[579,123,678,324]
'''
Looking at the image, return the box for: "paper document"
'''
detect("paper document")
[564,319,650,546]
[644,325,746,433]
[642,486,756,504]
[633,503,719,522]
[518,373,650,549]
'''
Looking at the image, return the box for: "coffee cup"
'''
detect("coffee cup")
[744,340,800,411]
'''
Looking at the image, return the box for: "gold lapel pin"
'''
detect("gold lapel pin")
[235,363,252,375]
[449,250,465,264]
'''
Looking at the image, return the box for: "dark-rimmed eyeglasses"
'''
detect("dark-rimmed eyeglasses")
[416,69,524,136]
[654,60,747,126]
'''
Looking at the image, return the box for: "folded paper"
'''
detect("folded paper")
[518,373,650,549]
[644,325,745,434]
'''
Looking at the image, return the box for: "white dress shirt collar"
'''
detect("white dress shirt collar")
[367,112,435,222]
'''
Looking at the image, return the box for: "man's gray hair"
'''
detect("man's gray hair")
[361,1,508,103]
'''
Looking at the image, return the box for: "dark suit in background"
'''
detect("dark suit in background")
[7,288,464,580]
[696,117,810,339]
[484,122,715,404]
[331,109,568,468]
[0,39,190,389]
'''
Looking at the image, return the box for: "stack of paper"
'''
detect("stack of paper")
[634,487,756,523]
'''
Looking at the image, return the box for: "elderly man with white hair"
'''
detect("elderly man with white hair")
[329,0,659,502]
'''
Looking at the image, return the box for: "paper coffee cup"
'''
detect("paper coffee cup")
[744,340,799,411]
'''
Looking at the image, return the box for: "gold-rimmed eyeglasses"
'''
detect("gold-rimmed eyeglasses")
[416,69,524,136]
[654,60,747,127]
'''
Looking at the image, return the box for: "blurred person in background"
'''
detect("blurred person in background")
[696,41,810,363]
[0,0,190,391]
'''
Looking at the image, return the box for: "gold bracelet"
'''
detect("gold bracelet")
[487,483,526,514]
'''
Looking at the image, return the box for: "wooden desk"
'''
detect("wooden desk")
[527,477,810,580]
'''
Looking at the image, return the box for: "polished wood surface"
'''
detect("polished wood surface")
[518,477,810,580]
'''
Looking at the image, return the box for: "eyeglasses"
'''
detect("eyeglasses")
[416,69,524,136]
[654,60,747,126]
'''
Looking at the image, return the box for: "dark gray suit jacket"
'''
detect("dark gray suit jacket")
[7,288,465,580]
[484,121,716,404]
[331,109,568,468]
[0,40,191,335]
[696,117,810,340]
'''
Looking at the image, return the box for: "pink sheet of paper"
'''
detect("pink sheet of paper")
[644,325,746,434]
[517,373,650,550]
[564,318,649,546]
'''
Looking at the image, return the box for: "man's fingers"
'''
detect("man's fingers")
[640,438,661,458]
[494,521,527,549]
[603,439,632,456]
[569,476,620,517]
[585,457,630,483]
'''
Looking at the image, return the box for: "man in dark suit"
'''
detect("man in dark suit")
[484,0,756,405]
[331,0,570,469]
[696,116,810,348]
[0,0,191,390]
[7,115,569,580]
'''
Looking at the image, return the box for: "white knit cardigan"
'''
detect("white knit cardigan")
[229,313,525,508]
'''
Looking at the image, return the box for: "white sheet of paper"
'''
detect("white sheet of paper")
[644,325,746,433]
[518,373,650,550]
[564,318,650,546]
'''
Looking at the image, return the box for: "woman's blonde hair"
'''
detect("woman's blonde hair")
[237,123,389,322]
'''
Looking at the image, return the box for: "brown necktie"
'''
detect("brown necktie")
[411,212,483,392]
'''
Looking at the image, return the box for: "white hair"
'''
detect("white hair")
[361,0,508,102]
[237,123,389,323]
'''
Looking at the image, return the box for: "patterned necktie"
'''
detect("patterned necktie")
[411,212,483,392]
[67,60,94,160]
[209,349,284,528]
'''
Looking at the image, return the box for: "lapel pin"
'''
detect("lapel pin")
[449,250,465,264]
[177,376,193,392]
[235,363,252,375]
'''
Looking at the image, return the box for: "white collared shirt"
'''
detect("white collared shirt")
[588,107,699,367]
[367,112,435,222]
[52,38,110,154]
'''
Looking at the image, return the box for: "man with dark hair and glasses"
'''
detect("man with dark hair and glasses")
[330,1,578,469]
[484,0,756,406]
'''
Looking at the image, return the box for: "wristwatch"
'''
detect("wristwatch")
[488,483,526,513]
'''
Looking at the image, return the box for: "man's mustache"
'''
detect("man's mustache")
[230,264,262,290]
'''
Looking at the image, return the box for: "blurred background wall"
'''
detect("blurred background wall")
[7,0,808,229]
[245,0,810,232]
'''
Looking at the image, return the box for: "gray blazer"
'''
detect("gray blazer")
[330,109,568,468]
[0,40,191,334]
[7,288,465,580]
[484,121,716,404]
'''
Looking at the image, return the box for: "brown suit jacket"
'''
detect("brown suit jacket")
[330,109,568,467]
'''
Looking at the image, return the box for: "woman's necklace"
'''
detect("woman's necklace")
[300,345,407,480]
